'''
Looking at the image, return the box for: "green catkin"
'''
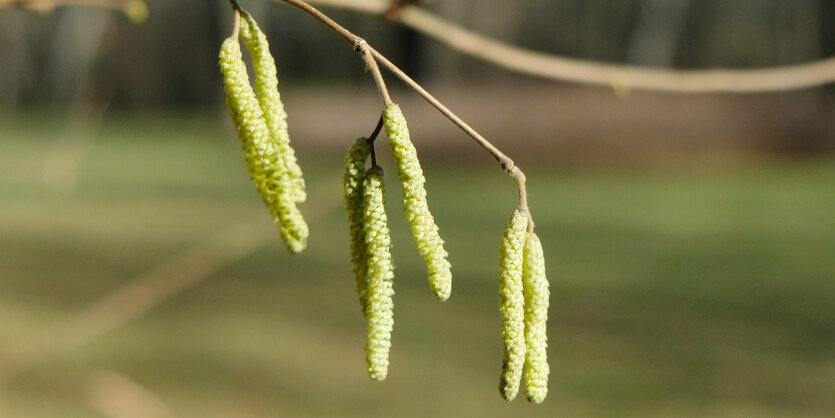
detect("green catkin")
[344,138,372,314]
[498,210,527,401]
[382,103,452,301]
[523,231,550,404]
[239,15,306,204]
[362,166,395,381]
[219,37,308,253]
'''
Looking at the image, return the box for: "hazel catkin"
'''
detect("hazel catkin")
[362,166,395,381]
[219,36,308,253]
[523,231,549,404]
[344,138,371,314]
[498,209,527,401]
[239,14,306,204]
[383,103,452,301]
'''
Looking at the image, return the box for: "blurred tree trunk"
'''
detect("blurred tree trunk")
[0,12,31,107]
[1,1,833,106]
[774,0,819,64]
[41,8,113,105]
[424,0,522,81]
[772,0,829,154]
[626,0,690,67]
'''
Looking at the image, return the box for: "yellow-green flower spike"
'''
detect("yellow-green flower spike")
[498,210,527,401]
[344,138,371,314]
[382,103,452,301]
[362,166,395,381]
[219,37,308,253]
[239,14,306,204]
[523,231,550,404]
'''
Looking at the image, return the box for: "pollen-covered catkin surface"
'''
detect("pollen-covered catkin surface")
[382,103,452,301]
[219,37,308,253]
[344,138,371,315]
[523,231,550,404]
[362,166,395,381]
[498,210,527,401]
[239,15,306,204]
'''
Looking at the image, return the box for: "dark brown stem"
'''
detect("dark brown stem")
[366,115,383,167]
[367,115,384,144]
[227,0,244,14]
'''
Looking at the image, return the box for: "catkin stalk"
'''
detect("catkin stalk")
[523,231,550,404]
[362,166,395,381]
[344,138,371,314]
[239,15,306,203]
[383,103,452,301]
[219,37,308,253]
[498,210,527,401]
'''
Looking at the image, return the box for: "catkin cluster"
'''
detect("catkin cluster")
[219,11,550,402]
[383,103,452,301]
[498,210,550,403]
[219,16,308,253]
[343,140,395,380]
[343,101,455,380]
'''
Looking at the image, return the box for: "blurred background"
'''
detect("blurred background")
[1,0,834,416]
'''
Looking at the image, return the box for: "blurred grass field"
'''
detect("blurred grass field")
[1,113,834,417]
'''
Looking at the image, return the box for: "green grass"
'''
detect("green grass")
[1,114,833,417]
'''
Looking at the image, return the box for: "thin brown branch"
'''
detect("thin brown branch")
[270,0,528,211]
[366,44,519,174]
[272,0,358,44]
[230,9,240,39]
[272,1,392,109]
[298,0,835,93]
[356,40,392,106]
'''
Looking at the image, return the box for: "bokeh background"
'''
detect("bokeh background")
[1,1,834,416]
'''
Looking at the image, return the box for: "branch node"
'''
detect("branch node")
[353,37,367,54]
[501,159,516,175]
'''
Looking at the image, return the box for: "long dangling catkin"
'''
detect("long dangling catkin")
[239,15,306,204]
[344,138,371,314]
[498,210,527,401]
[523,231,550,404]
[219,37,308,253]
[362,166,395,381]
[382,103,452,301]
